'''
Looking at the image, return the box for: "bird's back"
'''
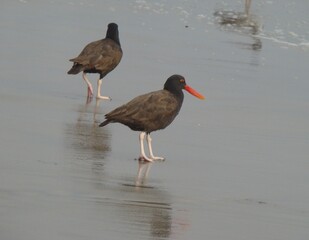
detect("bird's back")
[102,90,183,132]
[69,38,122,75]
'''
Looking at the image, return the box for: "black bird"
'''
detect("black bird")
[68,23,122,100]
[99,75,205,162]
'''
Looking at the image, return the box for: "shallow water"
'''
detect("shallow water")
[1,0,309,239]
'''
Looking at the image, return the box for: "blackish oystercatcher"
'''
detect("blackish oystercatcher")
[68,23,122,100]
[99,75,205,162]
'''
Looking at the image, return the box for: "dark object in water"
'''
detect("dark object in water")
[214,10,249,25]
[214,0,257,30]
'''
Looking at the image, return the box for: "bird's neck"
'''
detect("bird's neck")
[176,91,184,105]
[106,31,121,46]
[167,89,184,105]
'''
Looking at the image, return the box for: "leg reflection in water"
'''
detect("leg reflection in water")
[135,161,152,187]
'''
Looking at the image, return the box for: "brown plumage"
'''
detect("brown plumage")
[100,89,182,132]
[68,23,122,100]
[99,75,205,162]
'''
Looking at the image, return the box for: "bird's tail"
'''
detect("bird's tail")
[67,63,83,75]
[99,120,110,127]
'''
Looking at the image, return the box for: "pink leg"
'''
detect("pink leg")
[146,134,165,161]
[138,132,153,162]
[82,73,93,98]
[96,79,111,100]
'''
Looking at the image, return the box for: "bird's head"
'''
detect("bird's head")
[164,75,205,100]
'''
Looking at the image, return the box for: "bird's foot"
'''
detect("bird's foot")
[151,156,165,161]
[138,156,153,163]
[96,95,112,101]
[138,156,165,162]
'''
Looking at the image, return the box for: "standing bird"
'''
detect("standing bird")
[99,75,205,162]
[68,23,122,100]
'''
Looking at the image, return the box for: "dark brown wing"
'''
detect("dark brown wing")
[69,38,122,73]
[104,90,182,132]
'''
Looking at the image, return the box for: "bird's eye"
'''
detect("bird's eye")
[180,79,185,83]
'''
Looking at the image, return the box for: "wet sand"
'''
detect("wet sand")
[1,1,309,239]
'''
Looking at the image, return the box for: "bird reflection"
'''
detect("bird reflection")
[93,98,103,123]
[65,97,110,173]
[118,197,173,239]
[135,161,152,187]
[134,162,173,238]
[64,99,188,239]
[82,95,104,123]
[150,206,172,238]
[214,0,262,50]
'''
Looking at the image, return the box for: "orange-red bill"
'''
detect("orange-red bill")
[184,85,205,100]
